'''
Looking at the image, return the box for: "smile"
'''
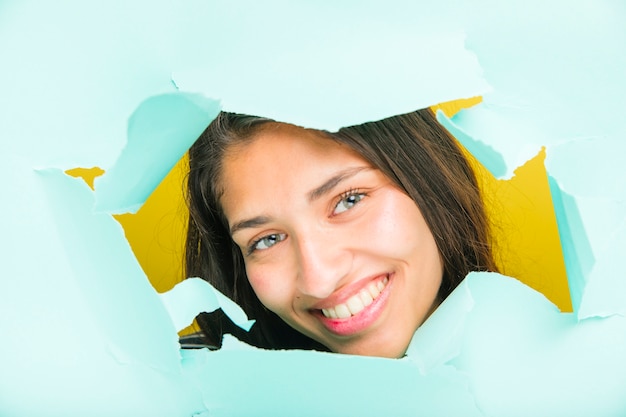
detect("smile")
[314,273,392,337]
[321,276,389,319]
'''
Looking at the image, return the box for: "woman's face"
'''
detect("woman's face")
[220,123,443,358]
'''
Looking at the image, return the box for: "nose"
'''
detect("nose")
[294,229,351,299]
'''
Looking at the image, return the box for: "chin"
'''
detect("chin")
[330,337,409,358]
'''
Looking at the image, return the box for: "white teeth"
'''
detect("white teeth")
[359,290,373,306]
[321,307,338,319]
[321,277,388,319]
[367,282,379,299]
[346,296,365,315]
[334,304,351,319]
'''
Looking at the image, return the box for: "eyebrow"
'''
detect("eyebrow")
[230,215,272,236]
[229,166,370,236]
[306,166,370,202]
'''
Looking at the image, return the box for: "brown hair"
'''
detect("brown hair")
[185,109,497,350]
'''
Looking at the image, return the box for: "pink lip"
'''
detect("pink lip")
[313,274,392,337]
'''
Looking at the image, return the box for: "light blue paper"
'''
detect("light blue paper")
[94,93,220,214]
[442,0,626,179]
[160,278,254,332]
[546,135,626,319]
[181,336,484,417]
[172,29,489,131]
[38,168,180,371]
[445,273,626,416]
[548,178,595,314]
[435,109,507,178]
[578,219,626,319]
[0,0,184,169]
[0,162,201,416]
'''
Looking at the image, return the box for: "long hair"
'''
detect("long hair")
[185,109,497,349]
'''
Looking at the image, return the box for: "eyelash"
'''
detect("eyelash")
[332,188,367,216]
[245,188,367,255]
[246,233,286,256]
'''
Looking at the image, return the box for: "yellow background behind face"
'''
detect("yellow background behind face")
[68,98,571,335]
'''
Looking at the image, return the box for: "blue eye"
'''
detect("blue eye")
[249,233,286,253]
[333,191,365,215]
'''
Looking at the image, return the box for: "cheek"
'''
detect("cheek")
[366,193,432,256]
[244,263,293,314]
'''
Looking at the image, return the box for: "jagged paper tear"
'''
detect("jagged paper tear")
[160,278,254,333]
[94,93,221,214]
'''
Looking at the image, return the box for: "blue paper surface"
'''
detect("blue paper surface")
[94,93,221,214]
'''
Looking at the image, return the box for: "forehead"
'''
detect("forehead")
[224,122,347,159]
[219,123,369,213]
[222,122,367,174]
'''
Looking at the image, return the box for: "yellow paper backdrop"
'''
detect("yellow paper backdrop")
[68,98,572,337]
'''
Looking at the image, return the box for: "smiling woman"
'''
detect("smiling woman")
[185,109,497,358]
